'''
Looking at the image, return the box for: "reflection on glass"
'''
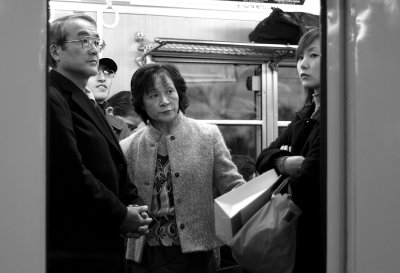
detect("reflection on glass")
[172,63,261,120]
[218,125,259,160]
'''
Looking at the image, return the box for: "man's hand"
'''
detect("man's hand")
[119,205,152,237]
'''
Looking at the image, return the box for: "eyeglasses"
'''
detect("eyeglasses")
[97,69,115,78]
[63,36,106,52]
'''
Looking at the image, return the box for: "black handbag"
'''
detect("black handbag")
[249,7,320,45]
[228,176,302,273]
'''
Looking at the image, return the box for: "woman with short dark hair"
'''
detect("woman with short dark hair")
[120,63,245,273]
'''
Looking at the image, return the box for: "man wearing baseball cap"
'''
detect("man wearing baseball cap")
[87,57,117,104]
[87,57,132,140]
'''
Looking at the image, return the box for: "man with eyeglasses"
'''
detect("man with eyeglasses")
[87,57,132,140]
[48,14,152,273]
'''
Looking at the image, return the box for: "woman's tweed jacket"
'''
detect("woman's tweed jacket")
[120,112,245,253]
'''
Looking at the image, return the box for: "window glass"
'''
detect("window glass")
[218,125,259,160]
[278,65,304,122]
[172,63,261,120]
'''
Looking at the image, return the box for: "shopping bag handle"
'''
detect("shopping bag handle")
[272,176,290,197]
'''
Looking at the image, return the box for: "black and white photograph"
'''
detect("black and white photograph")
[1,0,400,273]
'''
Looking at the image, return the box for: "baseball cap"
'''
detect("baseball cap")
[99,57,118,73]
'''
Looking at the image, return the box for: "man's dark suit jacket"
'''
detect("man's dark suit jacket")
[47,70,142,273]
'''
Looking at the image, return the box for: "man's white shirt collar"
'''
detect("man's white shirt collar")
[84,88,96,101]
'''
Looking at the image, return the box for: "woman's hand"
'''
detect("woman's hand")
[276,155,305,176]
[282,156,305,176]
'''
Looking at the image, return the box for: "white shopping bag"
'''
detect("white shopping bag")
[214,169,278,244]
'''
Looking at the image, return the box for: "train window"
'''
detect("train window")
[146,38,298,157]
[181,63,261,121]
[218,125,260,158]
[278,64,304,121]
[277,62,304,135]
